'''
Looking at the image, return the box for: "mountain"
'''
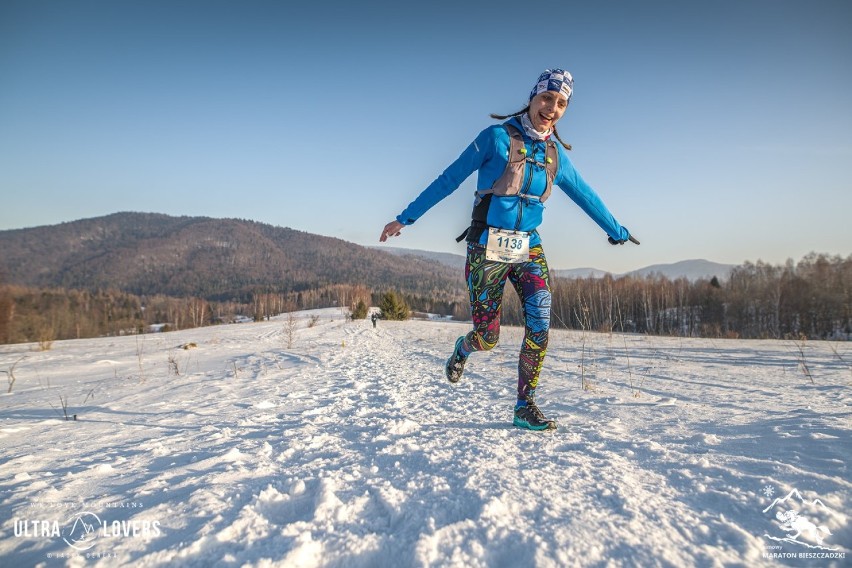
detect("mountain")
[375,247,735,282]
[0,214,734,306]
[552,260,736,281]
[624,259,735,281]
[375,246,467,271]
[0,212,466,301]
[552,267,613,279]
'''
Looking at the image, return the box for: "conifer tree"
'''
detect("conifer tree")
[351,299,369,320]
[379,291,410,321]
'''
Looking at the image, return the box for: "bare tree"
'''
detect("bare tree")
[2,356,25,393]
[285,312,298,349]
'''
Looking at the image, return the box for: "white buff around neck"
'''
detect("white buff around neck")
[520,113,552,141]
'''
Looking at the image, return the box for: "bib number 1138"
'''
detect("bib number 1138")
[486,228,530,263]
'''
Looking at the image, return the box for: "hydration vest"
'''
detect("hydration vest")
[456,123,560,243]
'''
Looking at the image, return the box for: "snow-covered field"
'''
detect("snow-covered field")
[1,309,849,567]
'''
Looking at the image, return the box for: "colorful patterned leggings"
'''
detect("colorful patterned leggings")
[460,243,551,400]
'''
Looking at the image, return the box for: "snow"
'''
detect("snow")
[1,308,849,567]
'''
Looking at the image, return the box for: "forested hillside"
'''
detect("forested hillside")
[0,213,848,344]
[0,212,465,302]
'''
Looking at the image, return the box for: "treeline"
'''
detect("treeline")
[2,253,849,345]
[497,253,850,340]
[0,282,461,345]
[0,286,228,345]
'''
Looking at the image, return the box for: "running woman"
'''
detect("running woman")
[379,69,638,430]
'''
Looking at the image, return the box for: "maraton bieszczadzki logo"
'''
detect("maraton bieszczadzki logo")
[760,485,846,560]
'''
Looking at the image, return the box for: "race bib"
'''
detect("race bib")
[485,228,530,263]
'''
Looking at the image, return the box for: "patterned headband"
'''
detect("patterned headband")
[529,69,574,103]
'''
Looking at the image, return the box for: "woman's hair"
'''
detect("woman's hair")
[490,107,572,151]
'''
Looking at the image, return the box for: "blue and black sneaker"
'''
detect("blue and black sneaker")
[513,398,557,430]
[444,336,467,383]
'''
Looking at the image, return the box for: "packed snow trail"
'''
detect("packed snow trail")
[0,309,849,567]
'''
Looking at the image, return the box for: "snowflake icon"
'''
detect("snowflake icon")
[762,485,775,498]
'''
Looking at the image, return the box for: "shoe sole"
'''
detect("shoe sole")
[513,416,557,431]
[445,359,461,383]
[444,336,465,383]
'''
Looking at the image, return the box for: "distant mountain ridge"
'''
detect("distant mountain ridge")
[377,247,467,271]
[624,259,735,281]
[0,212,466,301]
[377,247,735,281]
[0,213,733,308]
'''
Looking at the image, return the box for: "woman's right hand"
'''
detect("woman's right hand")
[380,220,404,242]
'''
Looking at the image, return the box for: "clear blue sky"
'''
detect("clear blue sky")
[1,0,850,273]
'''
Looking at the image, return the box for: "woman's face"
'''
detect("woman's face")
[528,90,568,132]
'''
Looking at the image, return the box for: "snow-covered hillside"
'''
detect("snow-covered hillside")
[1,310,849,567]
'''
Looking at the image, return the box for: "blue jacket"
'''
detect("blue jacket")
[397,117,630,247]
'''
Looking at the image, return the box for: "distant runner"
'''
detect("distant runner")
[380,68,638,430]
